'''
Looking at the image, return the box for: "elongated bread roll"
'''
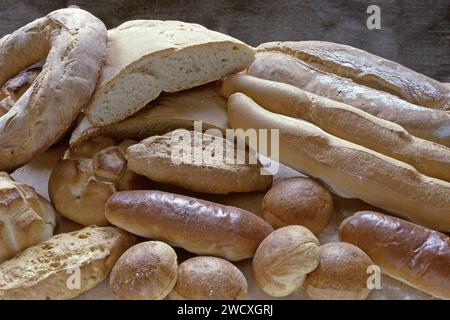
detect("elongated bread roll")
[105,190,273,261]
[222,75,450,181]
[248,51,450,146]
[227,93,450,232]
[339,211,450,300]
[256,41,449,110]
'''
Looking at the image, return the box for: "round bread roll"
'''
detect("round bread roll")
[303,242,373,300]
[262,177,333,234]
[48,138,151,227]
[110,241,178,300]
[252,225,320,297]
[169,256,247,300]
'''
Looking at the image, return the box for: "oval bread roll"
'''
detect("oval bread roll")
[169,256,247,300]
[105,190,273,261]
[110,241,178,300]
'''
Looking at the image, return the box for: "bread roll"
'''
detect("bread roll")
[248,50,450,147]
[262,177,333,234]
[0,226,137,300]
[126,129,272,194]
[339,211,450,300]
[84,20,255,126]
[49,139,151,226]
[227,93,450,232]
[110,241,177,300]
[0,172,56,263]
[303,242,373,300]
[253,225,320,297]
[70,82,229,147]
[0,8,107,172]
[105,190,273,261]
[222,75,450,181]
[256,41,449,110]
[169,256,247,300]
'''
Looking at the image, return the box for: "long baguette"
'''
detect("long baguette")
[339,211,450,300]
[222,75,450,181]
[227,93,450,232]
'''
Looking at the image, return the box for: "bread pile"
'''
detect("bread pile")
[0,8,448,300]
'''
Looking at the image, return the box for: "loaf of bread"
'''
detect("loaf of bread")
[248,48,450,146]
[0,172,56,263]
[84,20,255,126]
[222,75,450,181]
[0,226,137,300]
[105,190,273,261]
[126,129,272,194]
[49,138,151,226]
[227,93,450,232]
[255,41,449,110]
[70,82,229,147]
[339,211,450,300]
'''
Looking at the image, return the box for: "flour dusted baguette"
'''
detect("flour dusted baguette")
[248,50,450,146]
[256,41,449,110]
[339,211,450,300]
[222,75,450,181]
[105,190,273,261]
[227,93,450,232]
[0,226,137,300]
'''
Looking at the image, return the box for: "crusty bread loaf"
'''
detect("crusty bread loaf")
[248,50,450,146]
[0,226,137,300]
[0,172,56,264]
[340,211,450,300]
[0,8,107,172]
[70,82,229,147]
[105,190,273,261]
[126,129,272,194]
[222,75,450,181]
[84,20,255,126]
[256,41,449,110]
[227,93,450,232]
[49,139,151,227]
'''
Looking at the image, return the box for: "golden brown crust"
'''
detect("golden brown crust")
[339,211,450,299]
[110,241,177,300]
[169,256,247,300]
[105,190,273,261]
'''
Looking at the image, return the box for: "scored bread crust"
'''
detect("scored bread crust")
[70,82,229,147]
[257,41,450,110]
[0,226,138,300]
[0,8,107,172]
[85,20,255,125]
[227,93,450,232]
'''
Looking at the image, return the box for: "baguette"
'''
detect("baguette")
[222,75,450,181]
[0,226,137,300]
[247,51,450,146]
[256,41,449,110]
[227,93,450,232]
[339,211,450,300]
[105,190,273,261]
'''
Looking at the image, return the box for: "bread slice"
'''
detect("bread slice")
[70,82,229,146]
[0,226,137,300]
[85,20,255,125]
[126,129,273,194]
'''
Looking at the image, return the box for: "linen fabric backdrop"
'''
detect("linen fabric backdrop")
[0,0,449,82]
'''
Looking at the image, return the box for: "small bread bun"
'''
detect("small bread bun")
[303,242,373,300]
[110,241,178,300]
[252,225,320,297]
[169,256,247,300]
[262,177,333,234]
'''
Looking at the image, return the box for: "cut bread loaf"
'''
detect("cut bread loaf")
[84,20,255,126]
[0,226,137,300]
[70,82,229,147]
[126,129,272,194]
